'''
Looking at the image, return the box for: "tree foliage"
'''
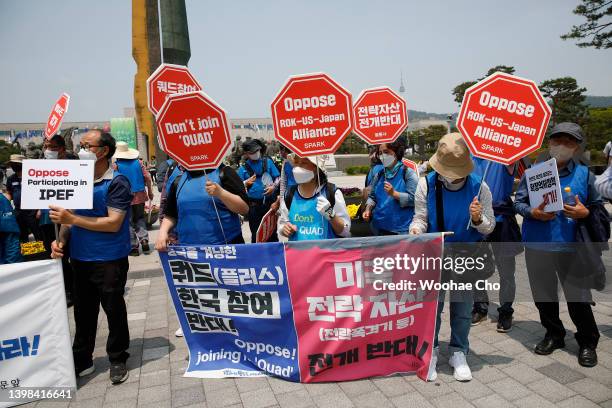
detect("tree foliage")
[538,77,589,125]
[561,0,612,49]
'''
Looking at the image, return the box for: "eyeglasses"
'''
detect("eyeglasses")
[79,143,102,150]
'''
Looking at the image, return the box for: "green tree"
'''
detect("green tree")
[452,65,516,105]
[538,77,589,126]
[561,0,612,49]
[337,133,368,154]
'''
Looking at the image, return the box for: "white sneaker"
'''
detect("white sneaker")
[77,363,95,377]
[449,351,472,382]
[426,347,439,381]
[175,327,183,337]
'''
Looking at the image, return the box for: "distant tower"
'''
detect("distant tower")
[399,71,406,94]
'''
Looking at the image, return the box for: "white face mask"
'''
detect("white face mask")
[44,150,59,160]
[441,175,464,189]
[293,167,315,184]
[549,144,575,163]
[78,149,97,161]
[381,153,396,168]
[247,151,261,161]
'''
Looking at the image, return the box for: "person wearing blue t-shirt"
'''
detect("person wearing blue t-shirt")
[238,139,280,242]
[363,137,418,235]
[0,191,21,264]
[278,155,350,241]
[50,130,133,385]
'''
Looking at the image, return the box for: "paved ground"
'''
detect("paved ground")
[20,176,612,407]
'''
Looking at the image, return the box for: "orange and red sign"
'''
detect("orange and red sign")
[147,63,202,116]
[271,73,352,156]
[457,72,551,165]
[44,93,70,139]
[353,87,407,145]
[156,91,231,170]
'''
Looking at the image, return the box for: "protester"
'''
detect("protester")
[0,190,22,264]
[6,154,43,243]
[148,155,158,184]
[363,137,418,235]
[603,140,612,167]
[155,162,249,336]
[278,155,350,240]
[514,122,601,367]
[410,133,495,382]
[50,130,133,384]
[364,145,384,188]
[39,134,76,306]
[113,142,154,256]
[238,139,280,242]
[471,158,521,333]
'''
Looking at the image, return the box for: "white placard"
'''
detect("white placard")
[20,160,94,210]
[524,157,563,213]
[0,259,76,408]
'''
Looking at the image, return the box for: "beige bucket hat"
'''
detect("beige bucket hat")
[428,132,474,179]
[113,142,140,160]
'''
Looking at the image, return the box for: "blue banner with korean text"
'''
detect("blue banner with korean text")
[159,243,300,380]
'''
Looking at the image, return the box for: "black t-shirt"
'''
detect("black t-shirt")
[165,165,248,220]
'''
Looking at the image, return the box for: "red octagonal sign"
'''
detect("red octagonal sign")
[156,91,231,170]
[457,72,551,165]
[271,73,352,156]
[353,87,407,145]
[147,63,202,116]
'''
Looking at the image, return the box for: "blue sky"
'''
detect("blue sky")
[1,0,611,122]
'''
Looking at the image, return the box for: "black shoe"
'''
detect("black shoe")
[471,311,487,326]
[75,362,95,378]
[534,337,565,355]
[110,362,129,384]
[141,240,150,254]
[578,347,597,367]
[129,248,140,256]
[496,313,513,333]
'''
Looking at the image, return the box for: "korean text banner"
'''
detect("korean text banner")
[0,260,76,408]
[160,234,443,382]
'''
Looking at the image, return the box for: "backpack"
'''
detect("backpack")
[284,182,336,211]
[244,157,269,178]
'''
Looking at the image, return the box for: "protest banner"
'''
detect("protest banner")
[271,73,353,156]
[43,93,70,139]
[256,208,279,243]
[524,157,563,212]
[147,63,203,116]
[402,159,419,178]
[19,160,94,210]
[0,260,76,408]
[155,91,232,170]
[159,234,443,382]
[457,72,551,165]
[353,87,407,145]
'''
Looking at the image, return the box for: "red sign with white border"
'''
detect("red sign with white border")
[353,87,407,144]
[271,73,353,156]
[147,63,203,116]
[44,93,70,139]
[156,91,231,170]
[457,72,551,165]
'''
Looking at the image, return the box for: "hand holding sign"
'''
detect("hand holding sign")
[205,180,223,197]
[49,205,75,225]
[531,201,556,221]
[469,196,483,224]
